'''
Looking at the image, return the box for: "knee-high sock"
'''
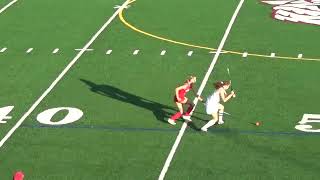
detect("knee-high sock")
[202,119,216,129]
[218,112,224,122]
[184,104,194,116]
[171,112,182,121]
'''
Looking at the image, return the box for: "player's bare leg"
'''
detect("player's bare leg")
[201,112,218,132]
[217,104,225,124]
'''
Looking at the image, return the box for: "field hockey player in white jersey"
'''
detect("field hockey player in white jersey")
[201,80,236,132]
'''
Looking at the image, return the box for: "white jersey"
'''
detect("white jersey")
[205,88,224,114]
[206,90,220,105]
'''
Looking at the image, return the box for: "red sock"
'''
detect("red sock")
[184,104,194,116]
[171,112,182,121]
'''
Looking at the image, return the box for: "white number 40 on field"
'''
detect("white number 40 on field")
[0,106,83,125]
[295,114,320,133]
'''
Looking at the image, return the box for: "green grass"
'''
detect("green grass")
[225,0,320,57]
[0,0,320,179]
[0,0,120,138]
[2,128,176,179]
[167,133,320,180]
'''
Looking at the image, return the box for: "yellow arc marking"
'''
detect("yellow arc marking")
[119,1,320,62]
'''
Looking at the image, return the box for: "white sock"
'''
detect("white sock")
[202,120,216,129]
[218,112,224,122]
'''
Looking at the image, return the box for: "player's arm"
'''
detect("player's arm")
[191,88,203,101]
[220,89,235,102]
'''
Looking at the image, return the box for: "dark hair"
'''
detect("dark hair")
[214,80,231,89]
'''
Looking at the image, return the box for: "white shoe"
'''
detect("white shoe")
[201,127,208,132]
[218,121,224,125]
[168,119,176,125]
[182,115,192,122]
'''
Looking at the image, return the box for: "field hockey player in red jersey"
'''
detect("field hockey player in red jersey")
[168,76,202,125]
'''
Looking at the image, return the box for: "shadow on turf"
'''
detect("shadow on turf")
[80,79,204,129]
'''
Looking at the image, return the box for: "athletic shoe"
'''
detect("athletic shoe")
[218,121,224,125]
[201,127,208,132]
[168,118,176,125]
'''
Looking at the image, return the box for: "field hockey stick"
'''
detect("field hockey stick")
[227,67,233,91]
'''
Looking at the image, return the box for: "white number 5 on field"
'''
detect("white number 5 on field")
[295,114,320,132]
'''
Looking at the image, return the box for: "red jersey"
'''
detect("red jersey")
[13,171,24,180]
[174,81,193,102]
[178,82,193,97]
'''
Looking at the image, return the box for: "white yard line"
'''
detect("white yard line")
[52,48,60,54]
[0,0,18,14]
[0,47,7,53]
[158,0,245,179]
[75,48,94,51]
[26,48,33,53]
[106,49,113,55]
[0,0,131,148]
[133,49,139,55]
[242,51,248,57]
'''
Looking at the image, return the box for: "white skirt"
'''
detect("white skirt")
[205,101,219,114]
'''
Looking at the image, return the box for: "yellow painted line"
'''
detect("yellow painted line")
[118,1,320,62]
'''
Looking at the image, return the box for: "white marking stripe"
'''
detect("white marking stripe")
[209,51,227,54]
[26,48,33,53]
[187,51,193,56]
[0,0,131,148]
[0,0,17,14]
[114,5,130,9]
[242,52,248,57]
[0,48,7,53]
[158,0,245,179]
[52,48,59,54]
[75,48,94,51]
[133,49,139,55]
[160,50,166,55]
[106,49,113,55]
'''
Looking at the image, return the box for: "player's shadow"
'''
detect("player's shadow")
[80,79,204,127]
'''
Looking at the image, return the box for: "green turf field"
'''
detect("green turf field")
[1,0,320,179]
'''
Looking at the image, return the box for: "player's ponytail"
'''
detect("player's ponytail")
[214,80,231,89]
